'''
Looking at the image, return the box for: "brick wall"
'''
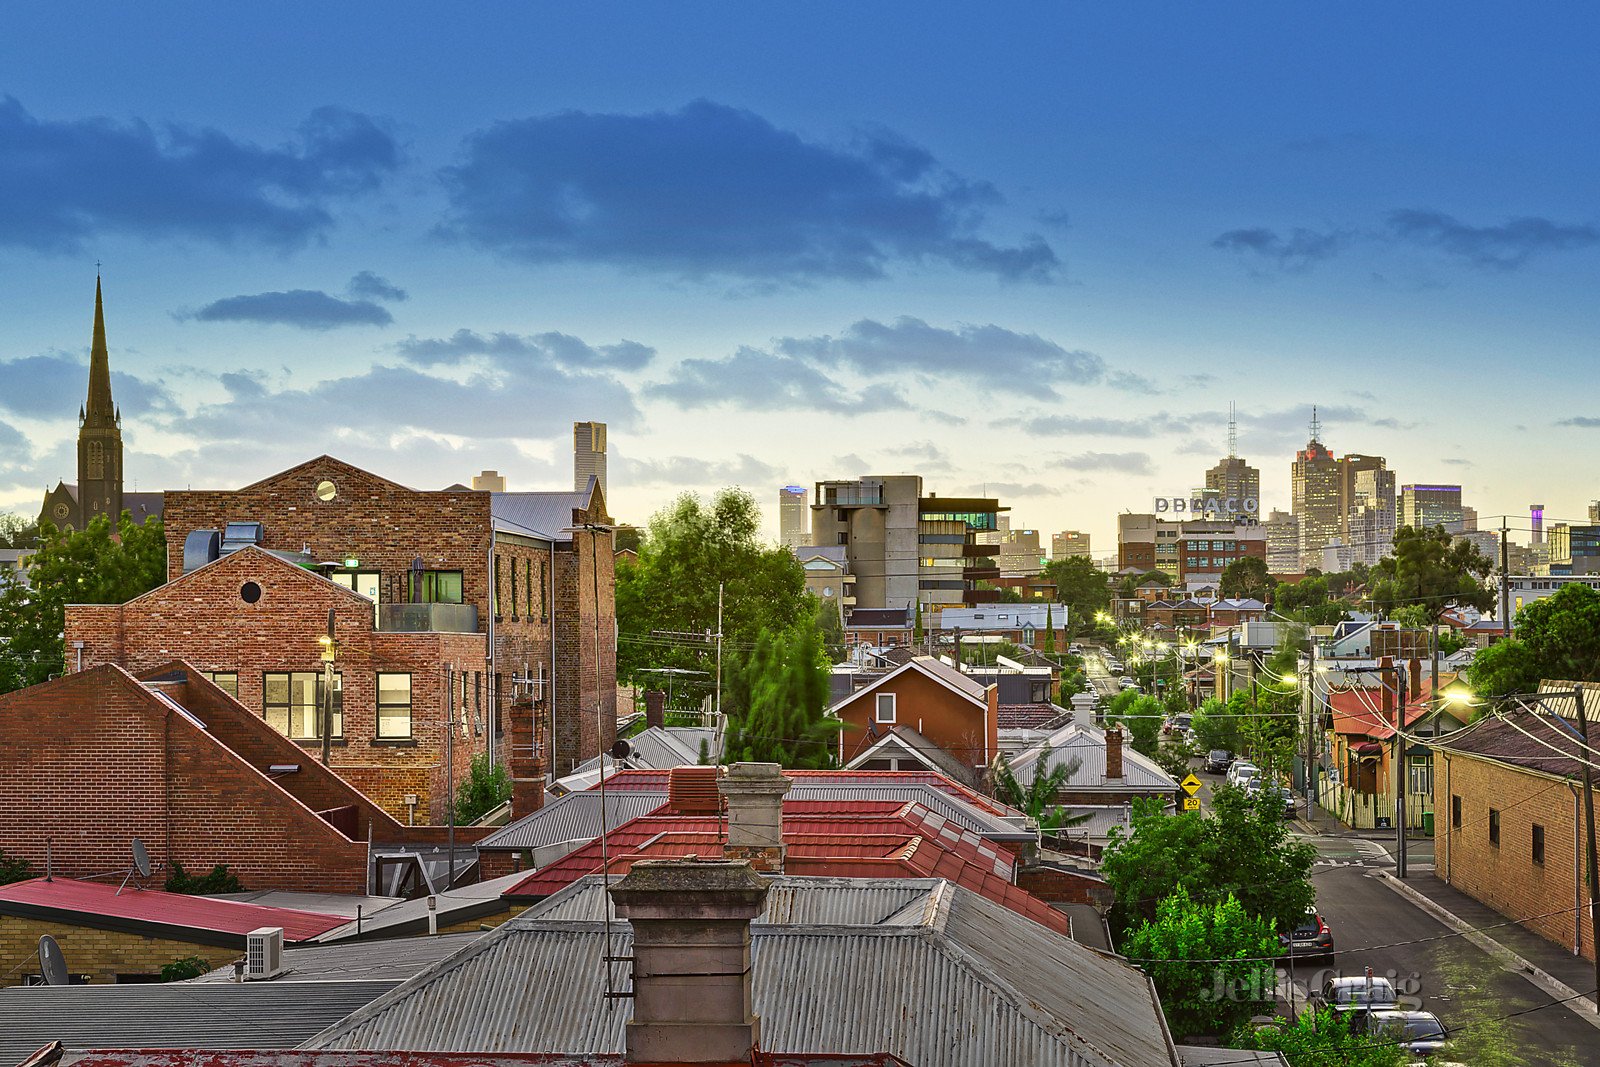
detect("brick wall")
[0,916,242,987]
[65,547,489,822]
[551,526,617,774]
[1,665,372,893]
[1015,866,1114,909]
[835,669,996,771]
[1436,751,1595,960]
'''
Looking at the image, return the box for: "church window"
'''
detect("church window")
[87,441,104,479]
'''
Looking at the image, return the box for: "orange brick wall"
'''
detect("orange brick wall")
[1436,751,1595,960]
[835,669,997,770]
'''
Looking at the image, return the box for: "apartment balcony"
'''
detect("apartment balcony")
[377,602,481,634]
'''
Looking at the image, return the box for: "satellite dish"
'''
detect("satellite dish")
[39,935,67,987]
[610,739,633,761]
[131,838,152,879]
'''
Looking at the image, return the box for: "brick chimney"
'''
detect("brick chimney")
[1380,655,1396,717]
[608,858,770,1064]
[644,689,666,730]
[1408,657,1422,703]
[507,705,545,819]
[1104,726,1124,781]
[718,762,792,873]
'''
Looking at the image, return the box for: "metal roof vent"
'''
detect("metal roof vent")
[221,522,265,552]
[181,529,221,574]
[243,927,286,980]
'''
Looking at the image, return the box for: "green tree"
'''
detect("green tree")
[814,594,846,663]
[912,600,924,647]
[1191,696,1242,754]
[1368,524,1493,637]
[615,490,813,701]
[1117,569,1173,599]
[1219,556,1272,602]
[1468,583,1600,702]
[1102,790,1316,936]
[1042,604,1056,655]
[1232,1008,1409,1066]
[1040,555,1111,636]
[0,513,166,693]
[454,752,512,823]
[0,849,33,885]
[164,862,245,894]
[1271,576,1348,626]
[993,746,1089,831]
[1123,886,1278,1039]
[1105,689,1164,758]
[0,512,40,549]
[722,620,839,768]
[160,956,214,982]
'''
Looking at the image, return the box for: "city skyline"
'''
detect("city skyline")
[3,6,1600,552]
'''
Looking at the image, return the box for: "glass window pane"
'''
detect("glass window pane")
[264,674,289,705]
[378,673,411,704]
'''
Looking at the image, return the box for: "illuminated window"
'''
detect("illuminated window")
[377,673,412,738]
[264,672,341,739]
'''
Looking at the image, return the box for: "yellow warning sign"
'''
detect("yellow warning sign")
[1180,773,1203,796]
[1182,796,1201,811]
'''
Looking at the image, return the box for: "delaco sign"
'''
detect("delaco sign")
[1155,496,1259,516]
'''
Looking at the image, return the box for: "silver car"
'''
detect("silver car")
[1366,1009,1447,1055]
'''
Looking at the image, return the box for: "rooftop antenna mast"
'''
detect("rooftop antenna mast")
[1308,405,1322,445]
[1227,402,1238,459]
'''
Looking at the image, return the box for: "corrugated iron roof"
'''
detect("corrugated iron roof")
[1006,721,1178,793]
[305,878,1175,1067]
[190,933,483,982]
[0,878,346,943]
[0,981,395,1064]
[476,792,669,851]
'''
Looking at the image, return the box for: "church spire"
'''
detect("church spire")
[84,274,116,429]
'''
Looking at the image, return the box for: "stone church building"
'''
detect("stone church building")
[38,279,163,532]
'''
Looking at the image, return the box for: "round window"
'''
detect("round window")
[315,479,337,502]
[240,581,263,604]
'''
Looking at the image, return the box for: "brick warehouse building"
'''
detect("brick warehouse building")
[66,546,486,821]
[0,663,492,893]
[155,456,617,793]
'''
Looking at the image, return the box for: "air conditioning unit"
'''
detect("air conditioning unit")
[244,927,287,980]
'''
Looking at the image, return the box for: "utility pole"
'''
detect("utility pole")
[1572,685,1599,1011]
[715,582,724,724]
[445,665,455,889]
[1500,517,1511,636]
[319,608,337,767]
[1394,661,1407,880]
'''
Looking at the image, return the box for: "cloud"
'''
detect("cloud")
[1052,451,1154,475]
[0,352,176,420]
[1211,226,1349,271]
[648,346,908,413]
[1441,457,1475,467]
[955,480,1056,497]
[438,100,1057,283]
[347,271,407,302]
[1021,413,1171,437]
[773,317,1099,397]
[0,98,398,252]
[395,329,655,372]
[188,289,394,329]
[1557,416,1600,428]
[612,452,783,487]
[883,441,951,466]
[1385,210,1600,269]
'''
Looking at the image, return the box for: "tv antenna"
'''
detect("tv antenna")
[116,838,152,896]
[1227,402,1238,459]
[1309,404,1322,444]
[39,934,68,986]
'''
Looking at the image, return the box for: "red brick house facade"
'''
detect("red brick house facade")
[831,658,998,772]
[157,456,616,787]
[0,664,490,893]
[66,547,486,821]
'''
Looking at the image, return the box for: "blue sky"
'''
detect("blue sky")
[2,3,1597,548]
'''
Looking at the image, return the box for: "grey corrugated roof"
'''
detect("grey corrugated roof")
[490,489,596,542]
[936,603,1067,631]
[1006,720,1178,793]
[1177,1046,1288,1066]
[476,791,669,852]
[305,878,1176,1067]
[312,871,528,941]
[189,933,482,983]
[524,874,938,926]
[0,981,395,1063]
[843,724,978,783]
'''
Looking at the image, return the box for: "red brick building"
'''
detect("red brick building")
[156,456,616,787]
[66,547,485,821]
[830,657,998,773]
[0,663,488,893]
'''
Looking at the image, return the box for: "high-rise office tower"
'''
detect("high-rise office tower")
[1400,485,1464,532]
[1291,409,1341,570]
[1531,504,1545,544]
[1204,405,1261,521]
[1589,501,1600,525]
[1342,458,1395,564]
[573,421,607,499]
[1263,509,1300,574]
[1052,530,1092,559]
[778,485,809,548]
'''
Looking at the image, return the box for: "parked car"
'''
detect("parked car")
[1226,761,1261,788]
[1168,713,1193,734]
[1279,909,1334,960]
[1366,1010,1447,1056]
[1205,749,1233,774]
[1068,644,1083,655]
[1118,676,1137,687]
[1313,974,1399,1019]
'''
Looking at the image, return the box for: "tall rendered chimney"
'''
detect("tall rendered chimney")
[609,859,770,1064]
[718,762,792,873]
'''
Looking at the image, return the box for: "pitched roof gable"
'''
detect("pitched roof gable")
[829,656,990,715]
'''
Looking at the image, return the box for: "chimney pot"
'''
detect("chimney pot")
[609,859,769,1064]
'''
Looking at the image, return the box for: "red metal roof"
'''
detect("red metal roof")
[589,768,1015,816]
[0,878,346,943]
[1328,680,1450,740]
[61,1052,912,1067]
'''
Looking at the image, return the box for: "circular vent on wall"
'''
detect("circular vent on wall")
[240,581,263,604]
[315,479,337,502]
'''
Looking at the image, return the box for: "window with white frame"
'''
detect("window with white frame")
[875,692,897,724]
[376,673,412,738]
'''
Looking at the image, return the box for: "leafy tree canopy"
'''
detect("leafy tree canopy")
[1124,886,1278,1039]
[0,512,40,549]
[455,752,512,824]
[1468,583,1600,701]
[1040,555,1111,634]
[1271,575,1348,627]
[722,619,839,768]
[1219,556,1273,601]
[615,490,812,698]
[1368,524,1493,622]
[0,513,166,693]
[1102,790,1316,936]
[1232,1007,1409,1066]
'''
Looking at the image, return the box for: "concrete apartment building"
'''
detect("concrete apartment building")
[811,475,1004,609]
[158,455,616,784]
[572,420,607,498]
[1051,530,1091,559]
[777,484,809,548]
[1545,523,1600,575]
